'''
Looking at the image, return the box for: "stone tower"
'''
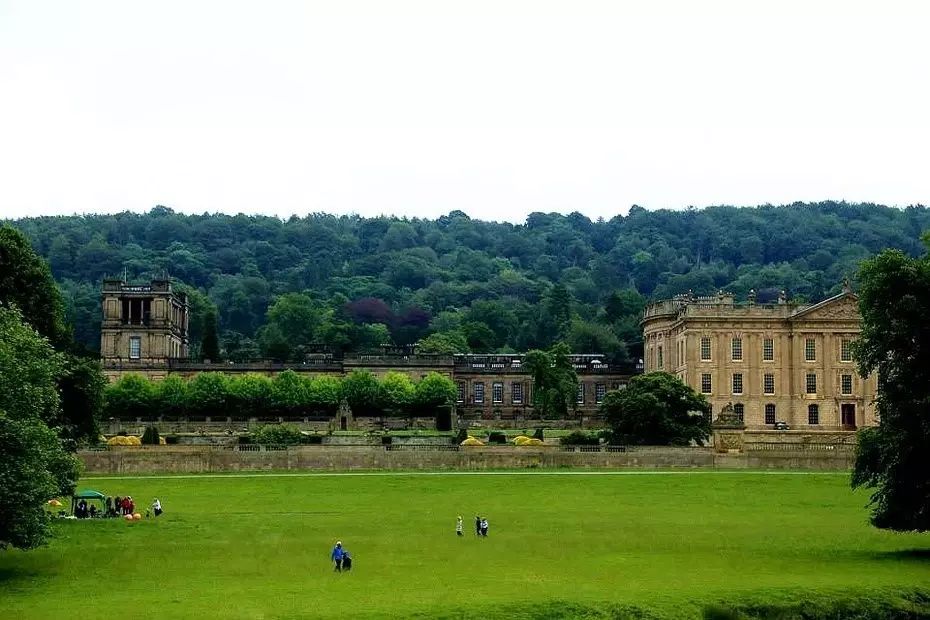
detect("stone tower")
[100,277,190,369]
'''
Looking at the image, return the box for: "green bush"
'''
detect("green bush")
[141,426,160,445]
[164,435,179,445]
[300,434,323,445]
[560,431,600,446]
[455,428,468,444]
[533,427,544,440]
[251,423,303,446]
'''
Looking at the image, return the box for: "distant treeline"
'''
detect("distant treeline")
[7,202,929,362]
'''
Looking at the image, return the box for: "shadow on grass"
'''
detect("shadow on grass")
[0,565,40,588]
[873,548,930,562]
[703,589,930,620]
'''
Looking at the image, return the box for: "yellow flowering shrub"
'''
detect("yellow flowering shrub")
[107,435,142,446]
[460,437,484,446]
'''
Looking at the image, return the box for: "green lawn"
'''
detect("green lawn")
[1,472,928,619]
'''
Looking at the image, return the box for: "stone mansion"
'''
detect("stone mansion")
[100,277,876,430]
[641,286,877,431]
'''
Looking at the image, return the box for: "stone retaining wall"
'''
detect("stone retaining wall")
[78,445,852,475]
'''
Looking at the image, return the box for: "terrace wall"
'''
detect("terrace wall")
[78,444,852,474]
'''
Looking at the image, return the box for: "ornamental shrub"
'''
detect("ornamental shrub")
[251,423,302,446]
[106,435,141,446]
[141,426,160,445]
[487,431,506,444]
[560,431,600,446]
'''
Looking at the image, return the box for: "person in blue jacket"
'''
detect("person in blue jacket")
[331,541,345,571]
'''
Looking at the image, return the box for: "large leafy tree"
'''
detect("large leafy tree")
[380,372,416,417]
[417,331,469,355]
[601,372,711,446]
[851,239,930,531]
[413,372,457,415]
[227,374,274,419]
[0,225,104,442]
[342,371,384,417]
[0,306,80,550]
[0,225,71,347]
[104,374,158,420]
[524,343,579,419]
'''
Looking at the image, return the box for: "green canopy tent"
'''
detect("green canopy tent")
[72,489,106,518]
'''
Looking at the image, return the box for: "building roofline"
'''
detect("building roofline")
[788,290,858,320]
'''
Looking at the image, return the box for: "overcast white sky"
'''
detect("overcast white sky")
[1,0,928,223]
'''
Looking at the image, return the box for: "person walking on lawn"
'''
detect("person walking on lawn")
[456,516,463,537]
[331,541,345,572]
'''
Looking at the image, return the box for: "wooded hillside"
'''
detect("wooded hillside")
[7,202,929,361]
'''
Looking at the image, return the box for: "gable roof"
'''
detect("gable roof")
[789,291,859,320]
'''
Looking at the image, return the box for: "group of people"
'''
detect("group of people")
[330,513,490,573]
[74,495,163,519]
[74,500,97,519]
[108,496,136,517]
[330,541,353,572]
[454,515,489,537]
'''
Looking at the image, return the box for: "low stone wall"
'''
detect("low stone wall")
[78,445,852,475]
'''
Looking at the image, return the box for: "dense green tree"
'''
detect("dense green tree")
[201,309,221,361]
[0,306,65,424]
[227,374,274,419]
[270,371,311,418]
[0,226,70,347]
[601,372,711,446]
[265,293,324,347]
[103,374,157,420]
[0,306,80,550]
[55,356,106,444]
[342,371,383,417]
[257,324,292,361]
[417,331,469,354]
[156,375,188,418]
[413,372,457,415]
[306,376,343,417]
[380,372,416,416]
[352,323,393,351]
[186,373,230,418]
[524,343,579,418]
[0,414,78,549]
[603,288,646,323]
[851,239,930,531]
[566,320,627,363]
[461,321,497,353]
[533,283,575,347]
